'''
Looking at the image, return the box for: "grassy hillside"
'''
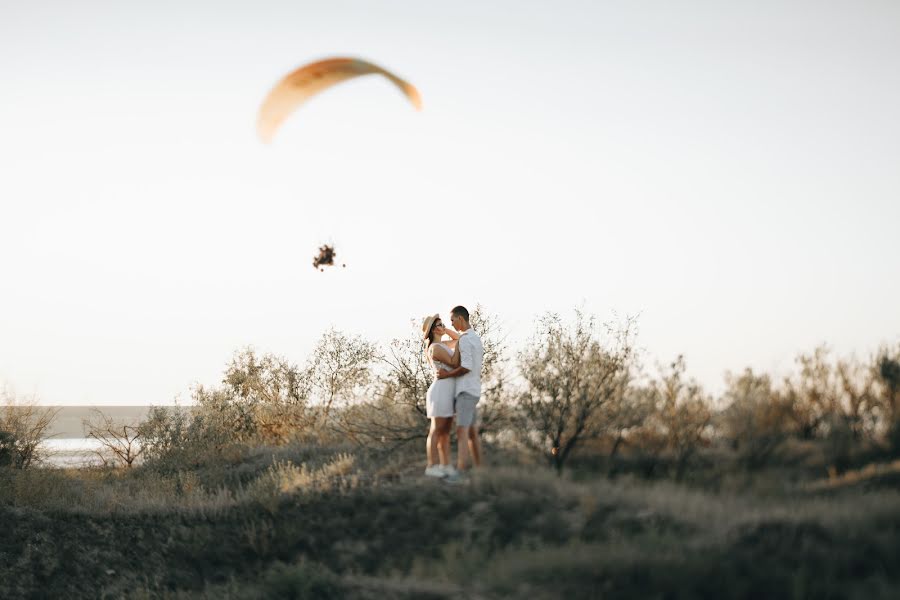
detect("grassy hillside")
[1,445,898,599]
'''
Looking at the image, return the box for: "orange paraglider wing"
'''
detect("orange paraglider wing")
[257,57,422,143]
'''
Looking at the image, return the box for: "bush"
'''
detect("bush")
[719,369,792,470]
[516,310,635,472]
[0,389,58,469]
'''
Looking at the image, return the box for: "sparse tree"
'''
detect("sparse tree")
[516,310,635,473]
[192,384,257,445]
[0,387,59,469]
[165,348,315,451]
[782,346,840,439]
[223,348,313,444]
[834,355,879,442]
[638,357,712,480]
[597,381,656,464]
[875,347,900,422]
[83,408,144,468]
[775,346,888,469]
[334,318,441,447]
[138,404,193,464]
[379,325,433,419]
[308,329,377,426]
[719,369,792,469]
[875,345,900,453]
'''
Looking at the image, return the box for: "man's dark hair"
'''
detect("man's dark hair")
[451,305,469,322]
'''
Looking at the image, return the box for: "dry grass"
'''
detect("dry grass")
[0,451,365,517]
[2,447,899,599]
[806,458,900,491]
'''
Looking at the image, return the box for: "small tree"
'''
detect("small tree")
[379,325,433,419]
[517,310,635,473]
[192,384,258,446]
[83,408,145,468]
[308,329,377,426]
[336,325,431,447]
[597,381,656,464]
[776,346,886,469]
[0,388,58,469]
[782,346,840,440]
[719,368,792,469]
[138,404,193,464]
[875,345,900,453]
[223,348,313,444]
[167,348,315,452]
[646,356,712,481]
[878,350,900,419]
[833,355,879,443]
[139,402,235,466]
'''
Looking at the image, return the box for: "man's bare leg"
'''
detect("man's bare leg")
[456,426,471,470]
[467,424,482,467]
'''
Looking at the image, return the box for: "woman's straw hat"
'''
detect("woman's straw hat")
[422,314,441,340]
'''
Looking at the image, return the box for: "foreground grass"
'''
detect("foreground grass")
[1,447,899,599]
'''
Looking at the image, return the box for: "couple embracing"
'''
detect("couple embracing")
[422,305,484,481]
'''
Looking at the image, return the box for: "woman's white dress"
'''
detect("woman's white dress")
[426,343,456,418]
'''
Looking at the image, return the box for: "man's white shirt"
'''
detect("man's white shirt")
[455,328,484,398]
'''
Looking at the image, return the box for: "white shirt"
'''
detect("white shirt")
[455,327,484,398]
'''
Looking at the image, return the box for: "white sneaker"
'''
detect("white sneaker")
[443,470,465,485]
[439,465,458,477]
[424,465,446,478]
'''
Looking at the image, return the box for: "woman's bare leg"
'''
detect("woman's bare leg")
[436,417,452,465]
[426,418,440,466]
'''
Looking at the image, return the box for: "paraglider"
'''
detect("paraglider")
[312,244,346,272]
[257,57,422,143]
[259,56,420,272]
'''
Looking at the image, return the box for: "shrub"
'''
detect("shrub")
[0,388,58,469]
[719,369,792,470]
[516,310,635,472]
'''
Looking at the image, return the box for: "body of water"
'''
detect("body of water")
[40,437,130,468]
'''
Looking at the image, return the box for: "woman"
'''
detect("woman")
[422,313,460,478]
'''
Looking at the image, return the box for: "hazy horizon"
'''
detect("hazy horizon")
[2,0,899,405]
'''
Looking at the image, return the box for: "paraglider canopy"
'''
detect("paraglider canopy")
[257,57,422,143]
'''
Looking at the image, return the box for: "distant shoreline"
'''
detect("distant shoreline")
[36,405,187,439]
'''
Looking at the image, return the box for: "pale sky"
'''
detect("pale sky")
[1,0,899,405]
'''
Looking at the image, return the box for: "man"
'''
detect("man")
[436,305,484,472]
